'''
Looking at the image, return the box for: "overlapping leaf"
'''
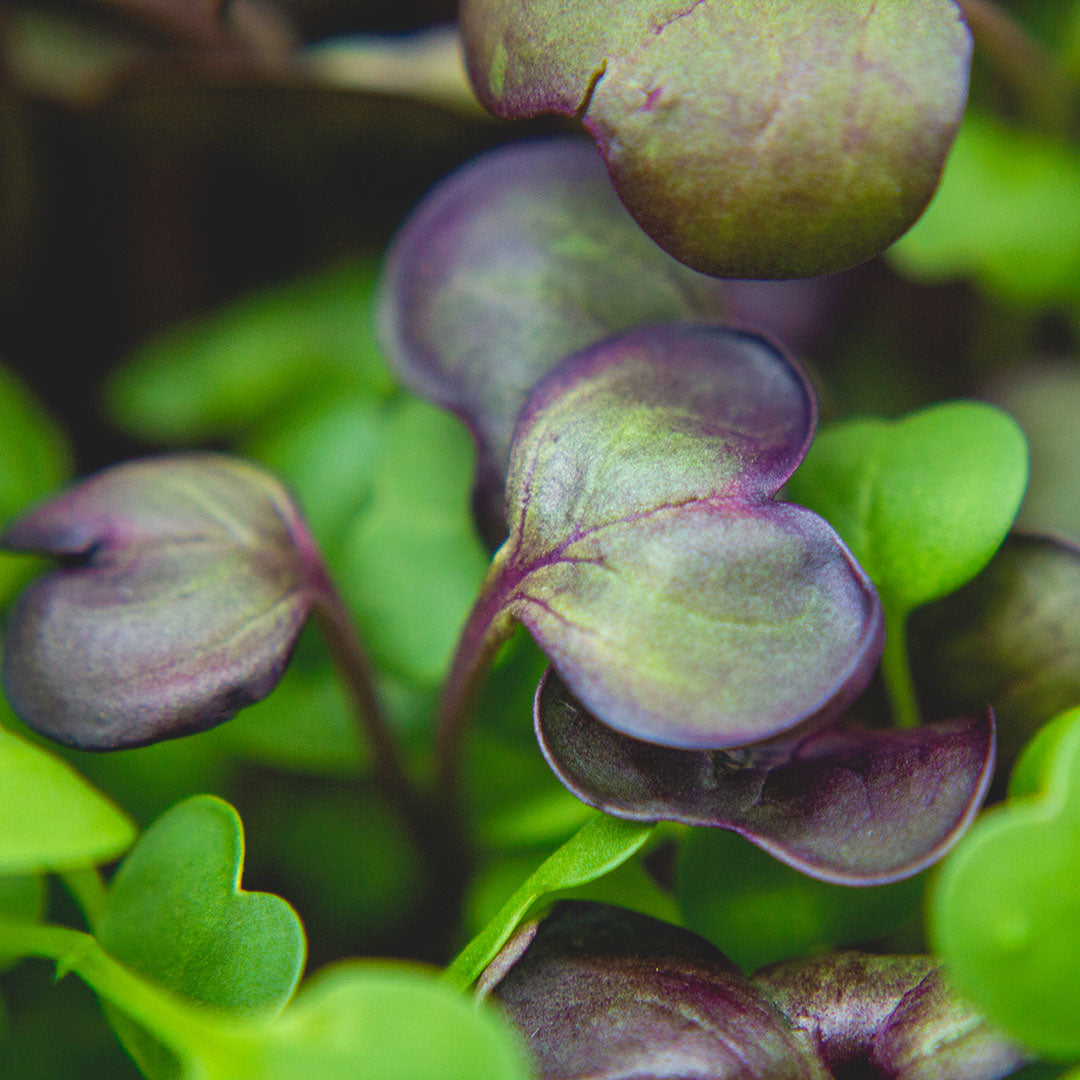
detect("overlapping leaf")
[1,456,323,749]
[449,324,882,751]
[459,0,971,277]
[537,670,994,883]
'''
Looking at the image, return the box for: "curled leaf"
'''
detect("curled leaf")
[459,0,972,277]
[1,456,323,749]
[910,533,1080,768]
[453,325,882,751]
[537,669,995,884]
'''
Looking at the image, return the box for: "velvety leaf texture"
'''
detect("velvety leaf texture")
[469,325,882,750]
[459,0,972,277]
[536,670,994,884]
[910,533,1080,769]
[1,455,321,749]
[486,902,1026,1080]
[376,138,837,541]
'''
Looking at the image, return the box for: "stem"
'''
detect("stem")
[882,606,920,730]
[434,562,518,806]
[61,867,107,931]
[958,0,1075,136]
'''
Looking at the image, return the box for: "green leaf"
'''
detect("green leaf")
[105,262,393,443]
[930,707,1080,1059]
[0,726,135,874]
[786,401,1029,614]
[0,364,71,608]
[676,829,923,972]
[890,112,1080,306]
[444,811,655,991]
[0,875,46,969]
[338,396,489,685]
[98,795,305,1015]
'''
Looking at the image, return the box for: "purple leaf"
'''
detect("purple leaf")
[1,456,324,749]
[754,953,1030,1080]
[459,0,971,277]
[447,325,883,751]
[487,900,826,1080]
[535,669,995,883]
[910,532,1080,770]
[376,138,837,543]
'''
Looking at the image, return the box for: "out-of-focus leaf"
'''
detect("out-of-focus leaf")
[890,112,1080,305]
[454,325,881,752]
[786,402,1028,616]
[337,396,489,686]
[460,0,971,278]
[0,727,135,875]
[0,875,46,970]
[106,263,393,443]
[676,829,924,972]
[1,456,321,750]
[444,812,655,991]
[0,365,72,609]
[911,533,1080,769]
[931,707,1080,1060]
[538,669,994,884]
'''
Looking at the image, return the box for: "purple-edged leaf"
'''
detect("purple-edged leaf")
[1,456,322,750]
[487,900,828,1080]
[377,138,839,541]
[459,0,971,277]
[910,532,1080,769]
[753,952,1029,1080]
[459,326,882,750]
[536,669,994,883]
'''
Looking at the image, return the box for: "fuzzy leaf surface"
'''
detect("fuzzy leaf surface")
[459,0,971,277]
[478,325,881,750]
[537,670,993,883]
[1,456,320,749]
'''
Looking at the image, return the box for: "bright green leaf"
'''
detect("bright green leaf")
[676,829,922,973]
[105,262,393,443]
[444,811,655,991]
[930,708,1080,1059]
[0,726,135,874]
[786,401,1029,614]
[890,112,1080,306]
[98,795,305,1016]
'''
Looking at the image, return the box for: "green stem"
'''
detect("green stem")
[958,0,1075,137]
[882,606,920,730]
[61,867,107,932]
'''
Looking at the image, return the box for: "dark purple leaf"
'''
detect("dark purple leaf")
[910,532,1080,770]
[487,900,826,1080]
[376,138,840,543]
[448,325,882,751]
[536,669,994,883]
[1,456,323,750]
[459,0,971,277]
[754,952,1030,1080]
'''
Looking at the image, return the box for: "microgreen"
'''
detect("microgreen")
[440,324,882,772]
[459,0,972,277]
[786,401,1028,726]
[931,707,1080,1060]
[537,669,994,883]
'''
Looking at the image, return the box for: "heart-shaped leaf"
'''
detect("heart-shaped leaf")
[98,795,305,1014]
[785,402,1029,617]
[910,533,1080,769]
[0,726,135,874]
[930,707,1080,1060]
[459,0,971,277]
[754,952,1030,1080]
[537,669,994,883]
[676,829,924,972]
[1,455,324,749]
[486,900,826,1080]
[445,325,882,752]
